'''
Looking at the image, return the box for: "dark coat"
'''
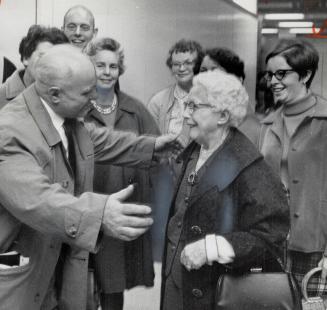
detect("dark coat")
[161,128,290,310]
[86,91,160,292]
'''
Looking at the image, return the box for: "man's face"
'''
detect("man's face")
[25,41,54,80]
[53,64,97,119]
[63,9,97,50]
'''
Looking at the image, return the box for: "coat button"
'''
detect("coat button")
[68,226,77,237]
[177,221,182,228]
[184,197,189,203]
[34,293,40,303]
[192,288,203,298]
[191,225,202,235]
[291,147,296,151]
[292,179,299,184]
[171,245,176,251]
[62,180,69,188]
[294,212,300,218]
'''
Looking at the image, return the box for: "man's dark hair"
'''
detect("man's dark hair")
[19,25,69,62]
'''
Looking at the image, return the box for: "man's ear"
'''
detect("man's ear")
[217,110,230,126]
[93,28,98,39]
[48,87,61,105]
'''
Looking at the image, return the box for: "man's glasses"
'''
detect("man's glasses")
[172,60,195,69]
[263,69,295,82]
[65,23,91,32]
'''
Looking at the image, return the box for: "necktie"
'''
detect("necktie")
[63,119,76,176]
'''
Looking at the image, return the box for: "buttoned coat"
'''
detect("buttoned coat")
[0,85,155,310]
[161,129,289,310]
[259,94,327,252]
[86,91,159,292]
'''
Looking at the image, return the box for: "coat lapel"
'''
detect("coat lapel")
[23,85,62,148]
[186,129,262,204]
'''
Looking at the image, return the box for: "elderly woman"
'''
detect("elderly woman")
[260,38,327,296]
[85,37,159,310]
[199,47,260,145]
[160,70,289,310]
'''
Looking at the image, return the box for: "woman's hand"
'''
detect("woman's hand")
[180,239,206,271]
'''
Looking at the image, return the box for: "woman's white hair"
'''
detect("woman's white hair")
[192,70,249,127]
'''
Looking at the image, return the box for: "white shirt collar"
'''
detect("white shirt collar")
[40,97,64,133]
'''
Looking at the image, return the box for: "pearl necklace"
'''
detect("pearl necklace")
[91,94,117,115]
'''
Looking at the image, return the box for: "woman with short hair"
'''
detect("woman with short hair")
[260,38,327,297]
[85,37,159,310]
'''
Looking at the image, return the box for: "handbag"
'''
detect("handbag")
[215,267,302,310]
[302,267,326,310]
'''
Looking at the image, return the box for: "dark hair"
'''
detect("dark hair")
[85,37,125,75]
[166,39,204,74]
[19,25,69,62]
[265,38,319,88]
[204,47,245,81]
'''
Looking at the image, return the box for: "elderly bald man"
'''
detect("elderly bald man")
[0,44,179,310]
[62,5,98,51]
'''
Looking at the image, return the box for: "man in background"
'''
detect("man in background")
[0,25,68,108]
[62,5,97,51]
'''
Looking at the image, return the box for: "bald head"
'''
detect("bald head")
[35,44,94,87]
[63,5,97,50]
[35,44,97,119]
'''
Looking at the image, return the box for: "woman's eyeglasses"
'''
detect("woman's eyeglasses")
[184,101,213,113]
[263,69,295,82]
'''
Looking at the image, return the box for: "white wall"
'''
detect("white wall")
[0,0,36,67]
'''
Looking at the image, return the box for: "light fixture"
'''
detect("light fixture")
[261,28,279,34]
[264,13,305,20]
[289,27,320,34]
[279,21,313,28]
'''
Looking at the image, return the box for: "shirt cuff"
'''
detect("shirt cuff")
[205,234,235,265]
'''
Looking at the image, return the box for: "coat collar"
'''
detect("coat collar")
[180,128,262,193]
[4,70,26,100]
[88,91,137,125]
[23,84,62,147]
[261,93,327,125]
[260,93,327,142]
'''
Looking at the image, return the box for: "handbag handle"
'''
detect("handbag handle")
[301,267,323,301]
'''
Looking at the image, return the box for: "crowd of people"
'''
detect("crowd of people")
[0,4,326,310]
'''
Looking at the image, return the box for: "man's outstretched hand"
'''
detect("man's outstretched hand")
[102,184,153,241]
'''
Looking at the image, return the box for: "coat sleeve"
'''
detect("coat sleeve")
[222,159,289,268]
[146,92,161,129]
[85,121,156,168]
[0,134,106,253]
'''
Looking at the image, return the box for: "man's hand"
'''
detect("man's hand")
[154,134,186,156]
[102,184,153,241]
[180,239,207,271]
